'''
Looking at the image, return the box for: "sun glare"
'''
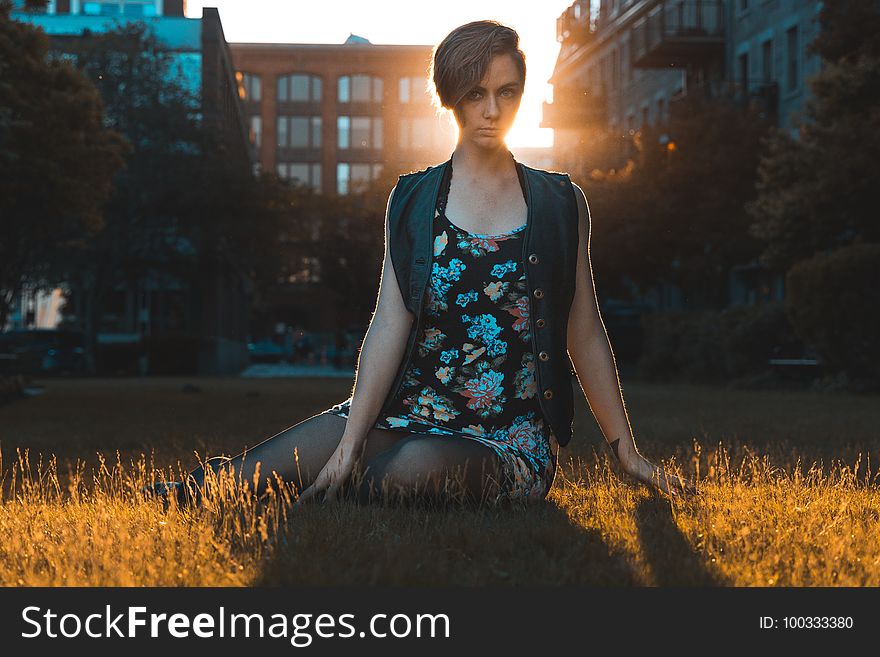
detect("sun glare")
[185,0,574,148]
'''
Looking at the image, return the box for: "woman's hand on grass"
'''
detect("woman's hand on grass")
[611,437,698,499]
[296,436,363,505]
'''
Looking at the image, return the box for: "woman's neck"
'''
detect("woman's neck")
[450,142,515,183]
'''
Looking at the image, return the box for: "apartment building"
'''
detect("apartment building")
[545,0,822,166]
[543,0,823,309]
[727,0,823,132]
[12,0,185,16]
[230,37,457,195]
[11,0,254,374]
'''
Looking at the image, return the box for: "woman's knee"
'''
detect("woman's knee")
[351,436,502,505]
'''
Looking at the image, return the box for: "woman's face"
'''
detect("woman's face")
[454,52,524,147]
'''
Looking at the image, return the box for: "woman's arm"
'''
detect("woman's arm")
[340,185,414,444]
[565,181,695,497]
[297,185,414,503]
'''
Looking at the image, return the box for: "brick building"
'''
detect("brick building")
[230,35,457,195]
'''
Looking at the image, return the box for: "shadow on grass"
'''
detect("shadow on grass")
[253,498,643,587]
[633,494,728,586]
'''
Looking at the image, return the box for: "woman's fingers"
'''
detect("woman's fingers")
[658,469,698,499]
[635,460,698,499]
[296,482,319,504]
[296,469,330,504]
[323,481,344,503]
[295,463,346,505]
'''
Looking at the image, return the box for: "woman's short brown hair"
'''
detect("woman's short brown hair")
[429,20,526,122]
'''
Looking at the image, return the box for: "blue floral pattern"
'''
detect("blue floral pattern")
[324,192,558,503]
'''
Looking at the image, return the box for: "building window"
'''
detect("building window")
[398,116,443,150]
[248,115,261,148]
[277,116,321,148]
[123,1,155,17]
[83,2,156,17]
[738,52,749,95]
[641,105,650,126]
[398,76,427,103]
[276,162,322,190]
[611,50,618,90]
[337,116,382,149]
[786,26,799,92]
[235,72,261,102]
[337,162,383,195]
[338,74,383,103]
[277,73,322,102]
[761,39,773,83]
[657,97,666,122]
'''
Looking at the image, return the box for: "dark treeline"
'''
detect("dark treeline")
[1,4,390,376]
[563,1,880,390]
[2,1,877,388]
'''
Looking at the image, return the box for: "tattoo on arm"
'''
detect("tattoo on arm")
[610,438,620,460]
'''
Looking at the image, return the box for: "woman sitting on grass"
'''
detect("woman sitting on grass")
[146,20,695,510]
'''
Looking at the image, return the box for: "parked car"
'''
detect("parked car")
[247,338,287,364]
[0,328,86,376]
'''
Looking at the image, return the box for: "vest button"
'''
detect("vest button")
[539,351,549,361]
[536,318,546,328]
[543,389,554,400]
[533,288,544,299]
[528,253,539,264]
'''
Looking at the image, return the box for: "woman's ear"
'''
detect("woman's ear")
[452,104,465,128]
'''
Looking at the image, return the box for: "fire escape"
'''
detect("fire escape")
[542,1,608,133]
[630,0,726,98]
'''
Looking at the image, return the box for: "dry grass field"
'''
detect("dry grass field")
[1,376,878,586]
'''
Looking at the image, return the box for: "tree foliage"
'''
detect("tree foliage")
[785,243,880,386]
[0,1,126,328]
[50,21,285,371]
[746,1,880,271]
[572,94,770,309]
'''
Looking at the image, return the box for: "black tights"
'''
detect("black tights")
[187,412,506,509]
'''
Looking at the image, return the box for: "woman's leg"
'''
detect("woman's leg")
[188,412,409,497]
[353,434,507,509]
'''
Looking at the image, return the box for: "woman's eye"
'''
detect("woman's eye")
[469,90,482,99]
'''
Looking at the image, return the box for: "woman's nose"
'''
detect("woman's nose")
[483,95,500,118]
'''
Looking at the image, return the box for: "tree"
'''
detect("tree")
[574,94,770,309]
[746,1,880,272]
[56,21,206,372]
[58,21,284,373]
[260,176,386,334]
[0,0,126,329]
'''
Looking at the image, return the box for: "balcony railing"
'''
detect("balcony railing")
[631,0,725,68]
[720,80,779,124]
[556,0,596,45]
[540,88,607,131]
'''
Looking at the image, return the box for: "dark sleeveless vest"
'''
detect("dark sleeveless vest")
[379,155,581,447]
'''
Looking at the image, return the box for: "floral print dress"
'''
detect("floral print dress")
[324,165,559,502]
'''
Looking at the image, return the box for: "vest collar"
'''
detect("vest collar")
[432,152,533,233]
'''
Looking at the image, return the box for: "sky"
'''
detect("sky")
[184,0,581,148]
